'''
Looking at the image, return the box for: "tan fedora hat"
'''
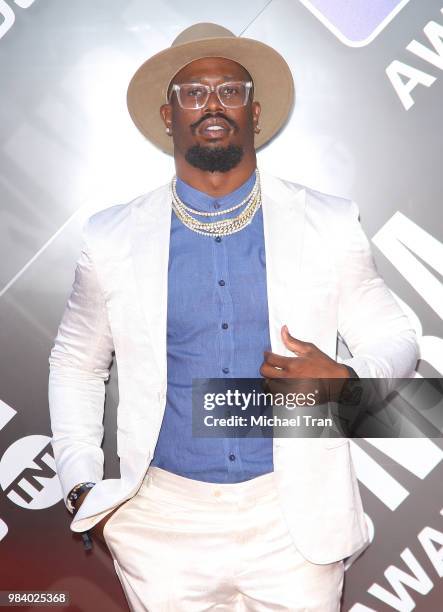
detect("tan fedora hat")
[127,23,295,155]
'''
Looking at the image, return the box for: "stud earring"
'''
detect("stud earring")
[166,126,172,135]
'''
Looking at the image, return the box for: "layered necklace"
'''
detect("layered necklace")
[170,169,262,237]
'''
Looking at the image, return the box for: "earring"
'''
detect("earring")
[166,126,172,135]
[254,125,261,134]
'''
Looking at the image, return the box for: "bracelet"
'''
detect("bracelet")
[66,482,96,514]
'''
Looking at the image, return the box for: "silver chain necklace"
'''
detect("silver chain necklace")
[171,169,262,237]
[171,169,260,217]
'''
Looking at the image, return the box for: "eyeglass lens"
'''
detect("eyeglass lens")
[176,82,249,109]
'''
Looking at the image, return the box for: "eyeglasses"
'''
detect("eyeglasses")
[168,80,253,110]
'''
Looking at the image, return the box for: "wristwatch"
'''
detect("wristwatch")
[66,481,96,515]
[67,482,96,551]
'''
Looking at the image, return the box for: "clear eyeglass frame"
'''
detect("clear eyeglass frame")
[168,80,253,109]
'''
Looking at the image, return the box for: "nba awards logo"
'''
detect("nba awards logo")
[298,0,412,47]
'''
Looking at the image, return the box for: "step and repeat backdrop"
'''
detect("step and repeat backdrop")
[0,1,442,610]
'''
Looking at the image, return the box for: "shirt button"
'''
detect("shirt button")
[218,279,225,286]
[222,323,229,330]
[213,202,220,209]
[215,236,222,243]
[222,367,229,374]
[229,453,236,461]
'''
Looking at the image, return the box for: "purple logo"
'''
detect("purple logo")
[298,0,412,47]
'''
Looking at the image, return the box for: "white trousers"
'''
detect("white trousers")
[103,467,344,611]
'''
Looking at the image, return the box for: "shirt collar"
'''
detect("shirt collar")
[175,170,256,213]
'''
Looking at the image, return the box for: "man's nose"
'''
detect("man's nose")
[204,88,224,112]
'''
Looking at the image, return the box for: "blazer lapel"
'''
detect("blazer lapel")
[260,170,306,356]
[131,184,171,381]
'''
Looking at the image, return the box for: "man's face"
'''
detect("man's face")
[160,56,261,172]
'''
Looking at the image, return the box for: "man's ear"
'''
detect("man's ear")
[160,103,172,131]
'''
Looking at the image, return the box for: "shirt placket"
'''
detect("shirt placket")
[213,229,243,479]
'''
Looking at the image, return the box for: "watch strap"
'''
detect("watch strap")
[81,531,93,551]
[66,482,96,514]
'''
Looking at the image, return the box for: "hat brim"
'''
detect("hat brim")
[127,36,295,155]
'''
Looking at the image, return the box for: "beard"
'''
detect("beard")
[185,144,244,173]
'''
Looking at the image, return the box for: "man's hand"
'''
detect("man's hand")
[260,326,350,404]
[260,325,349,379]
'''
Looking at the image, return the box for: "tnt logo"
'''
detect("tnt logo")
[0,435,62,509]
[298,0,412,47]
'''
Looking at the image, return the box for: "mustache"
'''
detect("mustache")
[190,113,237,130]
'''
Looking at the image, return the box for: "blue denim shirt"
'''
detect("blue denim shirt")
[151,170,274,482]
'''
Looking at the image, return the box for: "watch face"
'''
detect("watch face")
[298,0,412,47]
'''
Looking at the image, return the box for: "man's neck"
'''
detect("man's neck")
[174,154,257,198]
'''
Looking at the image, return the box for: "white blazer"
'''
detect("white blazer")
[48,170,418,564]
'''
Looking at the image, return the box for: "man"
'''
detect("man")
[48,23,419,611]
